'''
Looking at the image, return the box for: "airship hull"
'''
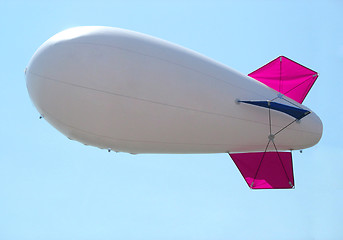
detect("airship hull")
[26,27,322,154]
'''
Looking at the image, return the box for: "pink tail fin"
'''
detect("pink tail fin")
[230,152,294,189]
[248,56,318,103]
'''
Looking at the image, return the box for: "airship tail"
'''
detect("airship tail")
[230,56,318,189]
[230,151,294,189]
[248,56,318,104]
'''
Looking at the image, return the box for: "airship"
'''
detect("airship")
[25,26,322,189]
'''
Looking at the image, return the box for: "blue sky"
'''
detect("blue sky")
[1,1,342,239]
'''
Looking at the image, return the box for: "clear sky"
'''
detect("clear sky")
[1,1,342,239]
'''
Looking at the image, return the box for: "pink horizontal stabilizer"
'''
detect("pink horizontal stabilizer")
[230,152,294,189]
[248,56,318,103]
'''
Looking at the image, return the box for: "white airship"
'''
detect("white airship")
[26,26,322,189]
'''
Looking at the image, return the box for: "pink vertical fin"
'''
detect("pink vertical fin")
[248,56,318,103]
[230,152,294,189]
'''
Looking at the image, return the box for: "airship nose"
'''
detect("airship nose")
[25,44,50,118]
[25,64,41,116]
[25,28,67,116]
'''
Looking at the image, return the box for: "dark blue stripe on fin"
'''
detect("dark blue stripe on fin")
[240,101,310,120]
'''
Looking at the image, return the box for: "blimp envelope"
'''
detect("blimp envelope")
[25,27,323,189]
